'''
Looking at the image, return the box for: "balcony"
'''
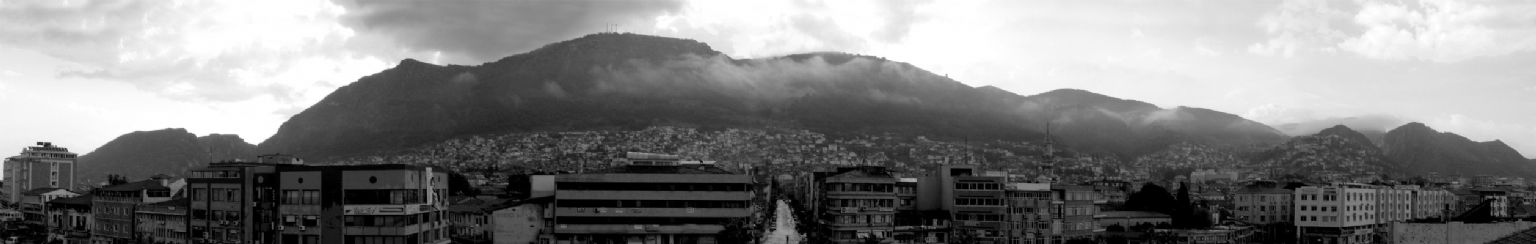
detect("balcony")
[558,191,750,201]
[554,207,750,218]
[553,224,724,234]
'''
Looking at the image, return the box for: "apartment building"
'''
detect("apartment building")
[1050,185,1099,244]
[812,166,898,243]
[45,194,93,244]
[1234,182,1292,224]
[279,164,452,244]
[4,142,77,203]
[186,154,301,244]
[551,152,752,244]
[1005,183,1051,244]
[21,187,78,224]
[1294,183,1380,244]
[135,198,189,244]
[917,165,1007,244]
[185,155,451,244]
[92,176,186,244]
[1411,188,1455,220]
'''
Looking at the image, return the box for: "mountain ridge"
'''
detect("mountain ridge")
[255,33,1286,162]
[75,128,255,187]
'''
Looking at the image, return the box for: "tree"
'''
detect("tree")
[106,174,129,186]
[1124,183,1177,214]
[446,171,480,196]
[717,217,754,244]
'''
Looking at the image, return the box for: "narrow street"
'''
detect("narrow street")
[761,200,803,244]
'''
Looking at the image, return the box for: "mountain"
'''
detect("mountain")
[1024,89,1285,158]
[1273,115,1403,143]
[1382,122,1533,177]
[256,33,1286,161]
[1253,125,1393,177]
[75,129,255,186]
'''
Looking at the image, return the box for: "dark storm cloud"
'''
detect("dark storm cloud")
[334,0,686,63]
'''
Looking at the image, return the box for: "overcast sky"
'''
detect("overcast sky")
[2,0,1534,159]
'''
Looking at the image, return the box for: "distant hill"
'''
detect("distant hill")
[255,33,1285,161]
[1382,122,1533,177]
[76,129,255,186]
[1252,125,1394,177]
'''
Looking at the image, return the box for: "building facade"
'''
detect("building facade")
[1049,185,1099,244]
[551,152,752,244]
[917,165,1007,244]
[814,166,898,243]
[4,142,77,203]
[1294,183,1380,244]
[22,187,79,224]
[1005,183,1051,244]
[92,176,185,244]
[46,194,93,244]
[1234,183,1292,225]
[136,198,190,244]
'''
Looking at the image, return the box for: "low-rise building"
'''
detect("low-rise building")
[45,194,93,244]
[92,176,186,244]
[21,187,78,225]
[135,198,189,244]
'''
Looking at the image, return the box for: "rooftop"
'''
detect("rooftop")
[585,164,736,174]
[99,179,172,192]
[1099,211,1172,219]
[21,187,69,196]
[47,194,93,206]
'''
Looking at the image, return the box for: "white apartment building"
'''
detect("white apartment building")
[1294,183,1380,244]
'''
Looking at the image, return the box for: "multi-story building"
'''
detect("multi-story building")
[1376,186,1414,224]
[21,187,78,224]
[551,152,752,244]
[893,177,948,244]
[280,164,452,244]
[4,142,77,203]
[813,166,898,243]
[1005,183,1051,244]
[185,155,451,244]
[1411,188,1455,220]
[135,198,189,244]
[1294,183,1379,244]
[1234,182,1292,225]
[186,154,301,244]
[1050,185,1099,243]
[45,194,93,244]
[917,165,1007,243]
[92,176,186,244]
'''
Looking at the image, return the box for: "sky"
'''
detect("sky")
[1,0,1534,159]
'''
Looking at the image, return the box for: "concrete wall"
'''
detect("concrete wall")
[1391,221,1536,244]
[493,204,544,244]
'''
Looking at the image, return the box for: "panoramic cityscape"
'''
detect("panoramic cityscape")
[4,1,1536,244]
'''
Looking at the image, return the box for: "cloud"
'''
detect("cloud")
[1247,0,1354,57]
[0,0,387,103]
[652,0,933,58]
[333,0,686,64]
[1251,0,1536,62]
